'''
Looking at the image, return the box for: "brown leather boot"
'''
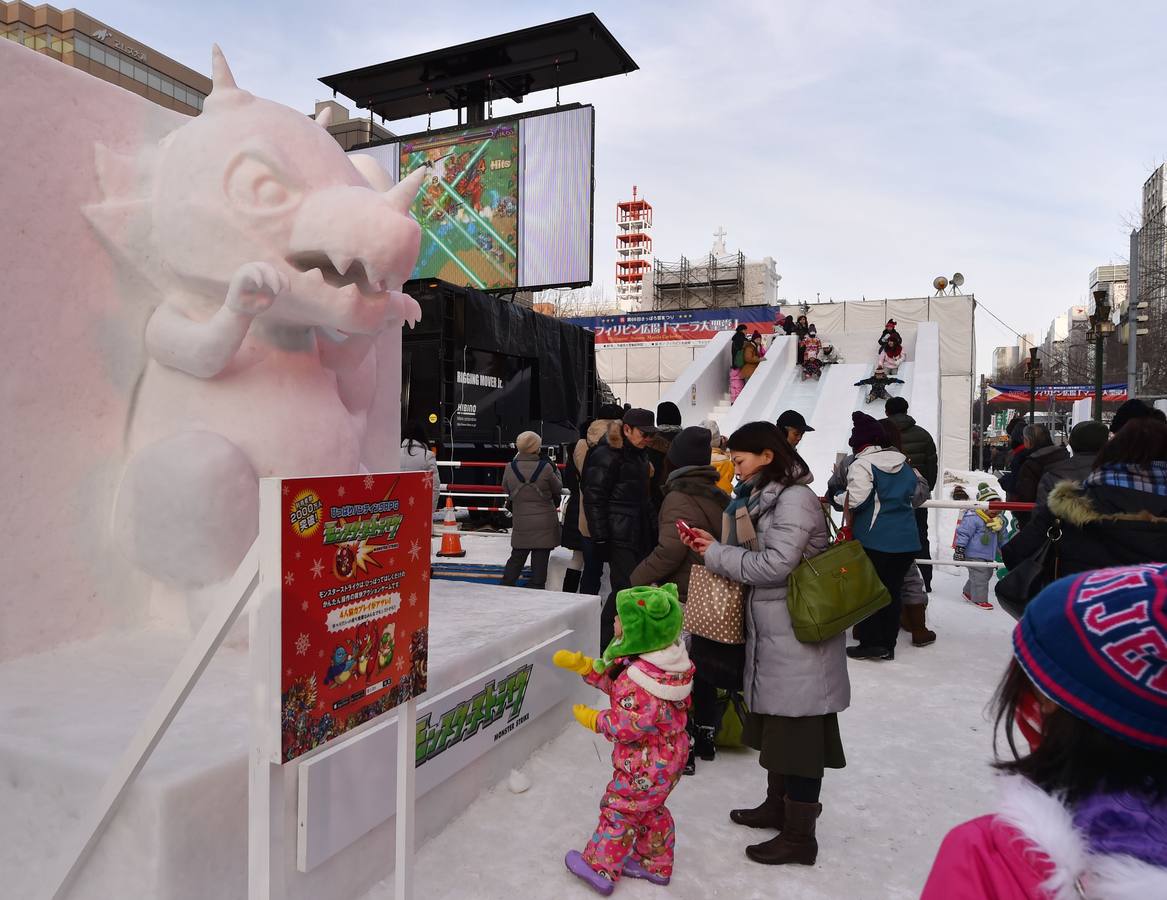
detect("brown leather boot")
[745,798,821,865]
[730,771,785,829]
[900,605,912,633]
[906,603,937,647]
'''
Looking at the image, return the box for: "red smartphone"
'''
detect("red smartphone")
[676,519,699,541]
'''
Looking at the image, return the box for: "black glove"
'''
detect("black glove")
[953,546,966,561]
[592,541,610,562]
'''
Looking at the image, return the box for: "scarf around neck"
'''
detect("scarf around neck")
[1084,461,1167,497]
[723,476,764,547]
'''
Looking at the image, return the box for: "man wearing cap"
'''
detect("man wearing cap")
[582,408,659,649]
[1035,420,1109,506]
[776,409,814,448]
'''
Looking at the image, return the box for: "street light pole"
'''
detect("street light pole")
[1026,348,1041,421]
[1089,287,1114,423]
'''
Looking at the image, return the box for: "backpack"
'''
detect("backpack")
[732,347,745,368]
[505,459,548,512]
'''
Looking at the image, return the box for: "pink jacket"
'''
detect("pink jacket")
[922,777,1167,900]
[584,643,694,745]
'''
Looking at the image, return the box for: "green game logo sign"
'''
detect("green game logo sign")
[322,514,403,544]
[415,664,532,765]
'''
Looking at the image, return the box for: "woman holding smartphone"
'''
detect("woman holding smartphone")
[630,425,732,775]
[680,421,849,868]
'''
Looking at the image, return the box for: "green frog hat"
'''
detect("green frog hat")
[595,584,683,673]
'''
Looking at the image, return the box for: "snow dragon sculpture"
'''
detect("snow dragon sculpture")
[85,46,425,626]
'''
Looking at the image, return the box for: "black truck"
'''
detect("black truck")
[401,279,598,522]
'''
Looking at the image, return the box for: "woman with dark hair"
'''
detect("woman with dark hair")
[1001,417,1167,579]
[630,426,733,775]
[399,422,440,510]
[922,565,1167,897]
[559,419,593,593]
[680,421,847,867]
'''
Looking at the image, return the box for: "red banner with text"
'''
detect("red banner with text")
[278,471,431,763]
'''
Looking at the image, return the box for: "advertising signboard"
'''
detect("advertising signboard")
[566,305,782,346]
[266,471,432,763]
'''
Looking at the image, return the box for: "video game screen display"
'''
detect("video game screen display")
[399,123,520,291]
[350,105,593,292]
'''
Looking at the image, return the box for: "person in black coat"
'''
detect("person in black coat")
[1001,418,1167,579]
[1007,424,1068,525]
[1035,420,1109,505]
[581,408,658,649]
[559,419,592,592]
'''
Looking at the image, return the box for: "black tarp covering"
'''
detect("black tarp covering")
[403,280,595,447]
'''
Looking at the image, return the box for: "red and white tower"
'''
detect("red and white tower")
[616,186,653,310]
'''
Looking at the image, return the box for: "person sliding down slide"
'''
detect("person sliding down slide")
[855,367,904,404]
[800,331,824,381]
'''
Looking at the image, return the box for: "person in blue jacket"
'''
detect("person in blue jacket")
[832,412,921,661]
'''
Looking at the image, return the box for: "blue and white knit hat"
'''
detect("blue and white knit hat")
[1013,564,1167,751]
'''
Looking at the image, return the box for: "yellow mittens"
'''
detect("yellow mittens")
[552,649,594,675]
[572,704,600,732]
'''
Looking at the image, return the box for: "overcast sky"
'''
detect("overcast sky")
[88,0,1167,375]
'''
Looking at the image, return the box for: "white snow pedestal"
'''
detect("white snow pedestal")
[0,582,598,900]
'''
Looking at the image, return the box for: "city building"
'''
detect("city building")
[615,187,653,309]
[311,99,395,152]
[651,228,780,312]
[2,3,210,115]
[992,345,1019,379]
[1133,165,1167,394]
[1040,306,1089,384]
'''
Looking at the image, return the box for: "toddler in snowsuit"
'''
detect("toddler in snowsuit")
[953,482,1004,609]
[556,584,695,896]
[855,366,904,403]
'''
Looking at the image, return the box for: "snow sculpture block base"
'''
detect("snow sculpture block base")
[0,583,597,900]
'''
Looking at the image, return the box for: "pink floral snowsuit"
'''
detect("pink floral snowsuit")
[580,647,695,883]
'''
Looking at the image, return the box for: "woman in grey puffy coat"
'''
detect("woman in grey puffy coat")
[681,421,848,868]
[501,431,563,590]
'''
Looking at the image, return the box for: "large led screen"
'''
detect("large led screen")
[350,105,593,291]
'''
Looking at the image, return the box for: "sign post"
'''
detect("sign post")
[252,470,431,900]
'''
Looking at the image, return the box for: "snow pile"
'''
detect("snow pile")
[360,572,1017,900]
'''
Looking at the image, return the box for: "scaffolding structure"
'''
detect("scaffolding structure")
[615,186,653,309]
[651,251,746,310]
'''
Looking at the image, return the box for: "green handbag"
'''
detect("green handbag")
[786,493,891,643]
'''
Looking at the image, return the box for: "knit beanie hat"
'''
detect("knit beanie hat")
[515,431,541,455]
[848,411,885,452]
[667,426,712,468]
[1068,420,1110,454]
[656,401,683,429]
[597,584,683,672]
[1109,398,1155,434]
[976,482,1000,502]
[1013,564,1167,751]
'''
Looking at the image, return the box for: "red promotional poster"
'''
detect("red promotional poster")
[276,471,431,763]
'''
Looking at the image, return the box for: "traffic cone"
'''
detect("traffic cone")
[436,496,466,558]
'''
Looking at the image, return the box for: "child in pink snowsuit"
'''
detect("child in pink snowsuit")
[555,584,694,896]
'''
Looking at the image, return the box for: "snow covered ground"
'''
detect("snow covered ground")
[367,511,1017,900]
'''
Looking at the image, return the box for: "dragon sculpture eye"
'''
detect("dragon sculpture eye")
[225,153,299,214]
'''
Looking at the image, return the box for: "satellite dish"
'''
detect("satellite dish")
[952,272,964,287]
[933,275,949,294]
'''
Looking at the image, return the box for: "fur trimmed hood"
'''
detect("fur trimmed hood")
[663,466,730,506]
[1047,481,1167,528]
[995,776,1167,900]
[587,418,623,450]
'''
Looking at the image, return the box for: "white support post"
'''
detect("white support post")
[395,698,418,900]
[48,541,260,900]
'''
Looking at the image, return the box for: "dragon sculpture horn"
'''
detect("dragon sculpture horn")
[210,44,239,92]
[383,166,428,215]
